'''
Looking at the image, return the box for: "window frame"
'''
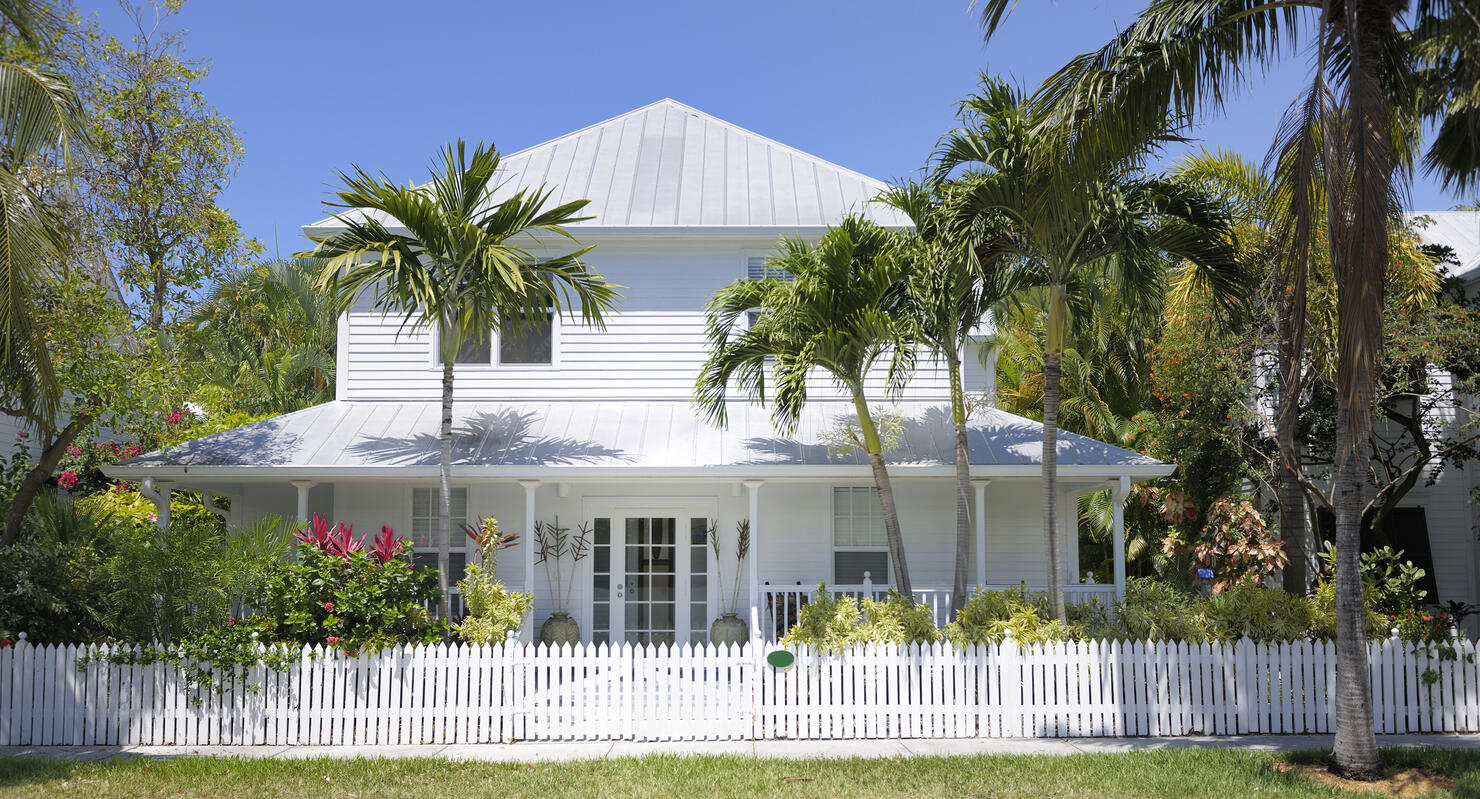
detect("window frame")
[830,485,890,587]
[429,313,561,370]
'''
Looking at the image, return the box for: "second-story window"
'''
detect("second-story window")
[437,312,554,366]
[499,312,554,365]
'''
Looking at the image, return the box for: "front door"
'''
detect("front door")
[590,508,712,646]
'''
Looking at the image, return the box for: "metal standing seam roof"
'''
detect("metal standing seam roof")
[108,400,1169,478]
[304,99,909,233]
[1411,210,1480,284]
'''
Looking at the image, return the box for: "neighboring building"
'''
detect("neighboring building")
[108,99,1169,644]
[1372,211,1480,613]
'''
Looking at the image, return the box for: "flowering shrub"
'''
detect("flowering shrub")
[245,523,446,654]
[1390,607,1455,644]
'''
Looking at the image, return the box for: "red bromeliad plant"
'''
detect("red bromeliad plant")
[294,513,372,560]
[368,525,406,566]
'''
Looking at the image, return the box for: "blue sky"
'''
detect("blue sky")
[79,1,1469,255]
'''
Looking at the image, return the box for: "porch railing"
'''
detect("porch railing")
[759,577,1117,639]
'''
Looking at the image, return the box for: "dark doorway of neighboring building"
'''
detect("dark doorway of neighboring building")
[1316,506,1440,603]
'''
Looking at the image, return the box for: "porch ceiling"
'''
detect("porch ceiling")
[106,401,1170,481]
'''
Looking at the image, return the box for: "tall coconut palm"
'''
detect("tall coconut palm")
[880,181,1005,612]
[936,76,1246,623]
[302,141,619,617]
[695,216,917,593]
[976,0,1480,774]
[0,4,87,428]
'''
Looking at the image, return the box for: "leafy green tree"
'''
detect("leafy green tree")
[74,0,257,331]
[696,217,918,593]
[882,181,1005,611]
[979,0,1480,771]
[936,76,1244,623]
[303,140,618,617]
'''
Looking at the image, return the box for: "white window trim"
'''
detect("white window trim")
[829,484,890,587]
[427,314,561,371]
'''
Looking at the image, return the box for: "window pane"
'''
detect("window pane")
[441,322,491,364]
[412,488,430,518]
[500,314,552,364]
[835,551,888,585]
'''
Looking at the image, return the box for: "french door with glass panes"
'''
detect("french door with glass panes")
[589,505,713,646]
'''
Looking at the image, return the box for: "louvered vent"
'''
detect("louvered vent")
[746,255,791,281]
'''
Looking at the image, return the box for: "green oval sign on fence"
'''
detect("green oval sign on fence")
[766,649,795,669]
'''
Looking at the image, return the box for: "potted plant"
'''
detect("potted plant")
[708,519,751,646]
[534,517,590,646]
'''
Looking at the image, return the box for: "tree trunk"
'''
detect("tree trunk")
[1276,260,1312,593]
[949,357,971,617]
[438,360,454,620]
[853,392,911,596]
[1,414,93,547]
[1329,0,1389,777]
[148,260,168,332]
[1042,286,1067,623]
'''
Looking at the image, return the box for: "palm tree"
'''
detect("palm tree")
[975,1,1479,773]
[302,141,619,616]
[189,258,339,413]
[0,5,87,428]
[880,180,1004,613]
[695,216,917,593]
[936,76,1245,623]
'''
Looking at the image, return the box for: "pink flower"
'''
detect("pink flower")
[166,409,183,425]
[147,513,157,523]
[57,470,79,490]
[323,602,334,612]
[65,446,82,457]
[14,431,25,440]
[326,636,339,646]
[227,617,237,626]
[112,481,132,493]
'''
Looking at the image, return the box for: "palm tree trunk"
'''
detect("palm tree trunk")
[949,357,971,616]
[1042,286,1066,623]
[853,392,911,596]
[1330,0,1388,776]
[438,359,454,620]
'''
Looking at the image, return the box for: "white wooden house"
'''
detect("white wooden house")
[107,99,1171,643]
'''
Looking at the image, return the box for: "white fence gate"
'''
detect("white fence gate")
[1,636,1476,746]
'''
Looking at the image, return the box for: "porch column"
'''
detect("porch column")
[519,479,540,643]
[743,480,763,627]
[973,479,990,588]
[140,478,171,540]
[290,480,316,523]
[1113,475,1129,600]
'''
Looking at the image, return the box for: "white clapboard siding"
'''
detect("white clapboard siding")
[2,635,1477,745]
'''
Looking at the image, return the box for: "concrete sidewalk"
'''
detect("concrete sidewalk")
[4,734,1480,763]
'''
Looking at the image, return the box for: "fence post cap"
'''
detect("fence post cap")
[16,632,24,642]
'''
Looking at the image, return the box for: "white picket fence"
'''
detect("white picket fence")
[1,635,1477,746]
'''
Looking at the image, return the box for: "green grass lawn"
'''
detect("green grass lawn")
[1,747,1476,799]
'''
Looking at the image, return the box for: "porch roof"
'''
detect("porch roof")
[106,400,1172,481]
